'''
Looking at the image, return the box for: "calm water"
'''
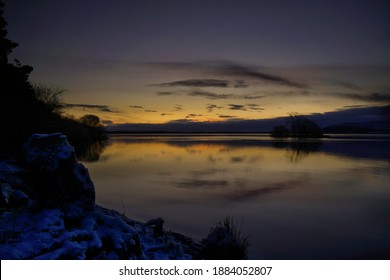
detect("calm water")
[82,134,390,259]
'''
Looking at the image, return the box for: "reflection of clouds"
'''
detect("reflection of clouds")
[130,158,143,163]
[219,148,232,153]
[221,180,303,202]
[174,156,182,162]
[185,147,203,154]
[189,168,226,176]
[207,155,223,163]
[230,156,247,163]
[174,179,228,188]
[156,171,172,176]
[247,155,263,164]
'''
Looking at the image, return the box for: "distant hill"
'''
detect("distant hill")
[324,121,390,134]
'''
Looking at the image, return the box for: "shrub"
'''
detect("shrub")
[200,216,249,260]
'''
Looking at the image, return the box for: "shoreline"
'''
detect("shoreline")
[0,133,201,260]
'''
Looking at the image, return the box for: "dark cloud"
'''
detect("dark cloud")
[145,109,157,112]
[150,78,250,89]
[228,104,246,111]
[156,91,180,96]
[233,80,249,88]
[218,114,237,119]
[188,90,234,99]
[167,119,193,123]
[246,103,264,112]
[227,103,264,112]
[330,80,361,91]
[186,114,202,118]
[63,103,115,112]
[242,94,265,99]
[206,104,224,112]
[151,79,230,88]
[341,105,368,109]
[148,61,307,88]
[336,92,390,102]
[161,113,172,116]
[219,62,307,88]
[129,105,143,108]
[173,104,183,111]
[157,89,266,100]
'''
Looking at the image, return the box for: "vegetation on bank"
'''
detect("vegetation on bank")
[271,113,323,138]
[0,1,106,155]
[200,216,249,260]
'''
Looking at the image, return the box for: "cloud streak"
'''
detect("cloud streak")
[188,90,234,99]
[156,91,180,96]
[186,114,203,118]
[150,78,250,88]
[336,92,390,102]
[228,103,264,112]
[148,60,307,88]
[63,103,115,112]
[206,104,224,112]
[218,114,237,119]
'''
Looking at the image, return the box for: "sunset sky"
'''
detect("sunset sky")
[4,0,390,126]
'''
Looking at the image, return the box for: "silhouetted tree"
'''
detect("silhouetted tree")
[0,1,106,154]
[79,114,102,128]
[79,114,107,140]
[288,113,323,138]
[32,84,65,113]
[271,113,323,138]
[0,1,17,65]
[0,0,51,148]
[271,125,290,138]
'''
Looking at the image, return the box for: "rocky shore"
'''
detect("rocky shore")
[0,133,200,259]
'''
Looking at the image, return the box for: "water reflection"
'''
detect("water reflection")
[272,141,323,162]
[75,140,108,162]
[83,135,390,259]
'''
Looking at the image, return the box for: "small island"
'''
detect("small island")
[271,113,323,138]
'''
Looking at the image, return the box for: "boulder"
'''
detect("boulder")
[8,189,29,208]
[23,133,95,209]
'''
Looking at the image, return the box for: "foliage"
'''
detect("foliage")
[79,114,103,128]
[271,125,290,138]
[32,84,65,113]
[0,1,106,155]
[200,216,249,260]
[288,113,323,138]
[271,113,323,138]
[79,114,107,141]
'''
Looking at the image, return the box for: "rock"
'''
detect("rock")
[146,218,164,236]
[0,180,11,210]
[23,133,95,209]
[0,134,197,260]
[8,189,29,208]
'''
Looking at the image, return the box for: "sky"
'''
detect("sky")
[4,0,390,127]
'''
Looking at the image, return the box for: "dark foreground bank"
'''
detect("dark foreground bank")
[0,133,249,260]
